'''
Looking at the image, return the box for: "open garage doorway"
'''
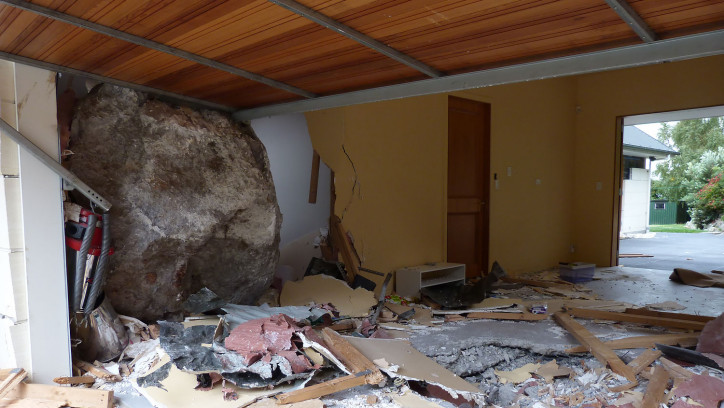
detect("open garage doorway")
[618,106,724,273]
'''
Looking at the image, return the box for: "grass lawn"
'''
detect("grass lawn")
[649,224,703,233]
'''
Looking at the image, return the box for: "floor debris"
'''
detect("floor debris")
[77,264,724,408]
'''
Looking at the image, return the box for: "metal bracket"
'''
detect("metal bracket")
[0,117,111,211]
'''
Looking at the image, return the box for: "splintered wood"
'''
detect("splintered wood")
[553,313,636,381]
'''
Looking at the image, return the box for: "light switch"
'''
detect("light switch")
[507,167,512,177]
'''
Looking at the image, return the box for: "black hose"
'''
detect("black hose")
[85,213,110,314]
[73,213,97,312]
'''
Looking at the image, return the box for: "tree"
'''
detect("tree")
[651,117,724,202]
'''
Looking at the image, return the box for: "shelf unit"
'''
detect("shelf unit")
[395,262,466,298]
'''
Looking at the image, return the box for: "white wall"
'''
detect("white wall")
[0,62,71,382]
[251,114,331,277]
[621,168,651,234]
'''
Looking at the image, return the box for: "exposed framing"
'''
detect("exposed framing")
[604,0,658,42]
[267,0,443,78]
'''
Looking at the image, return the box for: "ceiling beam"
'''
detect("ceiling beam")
[267,0,443,78]
[604,0,658,42]
[0,0,316,98]
[0,50,235,112]
[234,29,724,121]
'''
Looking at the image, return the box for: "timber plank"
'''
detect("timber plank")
[0,369,26,400]
[565,332,700,353]
[276,373,365,404]
[329,215,359,285]
[553,312,636,381]
[623,308,715,323]
[4,383,112,408]
[641,366,669,408]
[627,349,662,375]
[465,312,548,321]
[321,328,384,385]
[566,308,707,330]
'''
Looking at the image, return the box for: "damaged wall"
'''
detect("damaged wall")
[306,96,448,284]
[68,85,281,321]
[306,79,576,278]
[305,55,724,275]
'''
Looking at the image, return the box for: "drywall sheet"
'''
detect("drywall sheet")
[280,275,376,317]
[135,351,303,408]
[343,337,478,394]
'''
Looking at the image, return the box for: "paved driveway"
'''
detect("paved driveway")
[619,232,724,272]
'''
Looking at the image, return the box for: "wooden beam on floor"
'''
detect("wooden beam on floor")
[627,349,662,375]
[3,383,113,408]
[565,308,707,331]
[641,366,670,408]
[0,369,27,400]
[565,332,700,353]
[321,328,384,385]
[553,312,637,381]
[464,312,548,321]
[276,372,366,404]
[623,308,715,322]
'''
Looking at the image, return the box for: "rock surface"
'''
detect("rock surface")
[69,85,281,321]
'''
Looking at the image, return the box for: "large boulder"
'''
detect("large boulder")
[69,85,281,321]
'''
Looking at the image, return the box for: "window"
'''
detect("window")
[654,202,666,210]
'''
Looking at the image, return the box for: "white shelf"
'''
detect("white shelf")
[395,262,465,298]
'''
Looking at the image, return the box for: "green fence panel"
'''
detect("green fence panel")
[650,201,678,225]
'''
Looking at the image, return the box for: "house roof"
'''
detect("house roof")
[623,125,679,159]
[0,0,722,118]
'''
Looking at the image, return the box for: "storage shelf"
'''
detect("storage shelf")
[395,262,465,298]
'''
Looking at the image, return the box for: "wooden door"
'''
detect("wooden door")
[447,96,490,278]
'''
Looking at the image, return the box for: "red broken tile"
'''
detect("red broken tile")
[277,350,315,373]
[673,373,724,408]
[697,313,724,355]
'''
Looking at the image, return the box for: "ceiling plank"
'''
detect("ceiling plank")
[233,29,724,121]
[604,0,658,42]
[266,0,444,78]
[0,0,317,98]
[0,50,234,112]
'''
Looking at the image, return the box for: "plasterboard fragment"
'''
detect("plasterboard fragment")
[494,363,540,384]
[280,275,376,317]
[388,390,445,408]
[534,360,572,383]
[343,336,482,405]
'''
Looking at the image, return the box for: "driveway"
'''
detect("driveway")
[619,232,724,272]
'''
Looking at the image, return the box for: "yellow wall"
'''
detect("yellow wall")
[306,95,448,284]
[573,55,724,265]
[306,55,724,279]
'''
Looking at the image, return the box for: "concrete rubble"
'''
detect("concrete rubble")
[66,262,723,408]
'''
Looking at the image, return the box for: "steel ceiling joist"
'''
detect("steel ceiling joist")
[267,0,444,78]
[0,0,317,98]
[604,0,658,42]
[234,30,724,121]
[0,50,234,112]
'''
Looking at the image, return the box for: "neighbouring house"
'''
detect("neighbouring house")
[620,126,679,235]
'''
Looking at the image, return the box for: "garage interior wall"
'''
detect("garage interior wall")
[0,62,71,383]
[250,114,331,278]
[306,55,724,279]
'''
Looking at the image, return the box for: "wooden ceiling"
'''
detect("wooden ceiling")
[0,0,722,113]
